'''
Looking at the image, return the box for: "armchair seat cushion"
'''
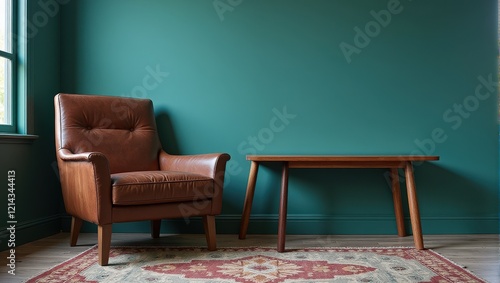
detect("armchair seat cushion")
[111,171,214,206]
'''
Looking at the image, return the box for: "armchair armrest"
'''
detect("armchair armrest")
[159,151,230,180]
[57,148,112,224]
[59,149,107,162]
[159,151,231,215]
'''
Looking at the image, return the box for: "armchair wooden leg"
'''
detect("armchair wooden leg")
[151,220,161,239]
[98,224,112,266]
[203,215,217,251]
[70,217,83,247]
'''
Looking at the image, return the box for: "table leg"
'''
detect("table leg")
[277,162,289,252]
[239,161,260,240]
[404,162,424,250]
[390,168,406,237]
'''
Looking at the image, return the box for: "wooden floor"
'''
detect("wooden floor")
[0,233,498,282]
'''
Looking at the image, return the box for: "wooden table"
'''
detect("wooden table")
[238,155,440,252]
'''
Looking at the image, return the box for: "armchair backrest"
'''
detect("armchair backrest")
[54,93,162,174]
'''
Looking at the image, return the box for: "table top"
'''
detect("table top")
[247,155,440,162]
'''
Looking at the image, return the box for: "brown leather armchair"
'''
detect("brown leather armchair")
[54,93,230,266]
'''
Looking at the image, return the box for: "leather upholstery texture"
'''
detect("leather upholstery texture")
[54,93,231,265]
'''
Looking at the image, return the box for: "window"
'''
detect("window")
[0,0,15,132]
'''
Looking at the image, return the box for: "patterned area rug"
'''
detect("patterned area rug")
[26,246,486,282]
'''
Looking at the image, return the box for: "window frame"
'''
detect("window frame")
[0,0,17,133]
[0,0,36,142]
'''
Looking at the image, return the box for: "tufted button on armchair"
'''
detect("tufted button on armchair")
[54,93,231,266]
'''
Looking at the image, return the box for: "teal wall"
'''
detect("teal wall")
[1,0,498,251]
[59,0,499,234]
